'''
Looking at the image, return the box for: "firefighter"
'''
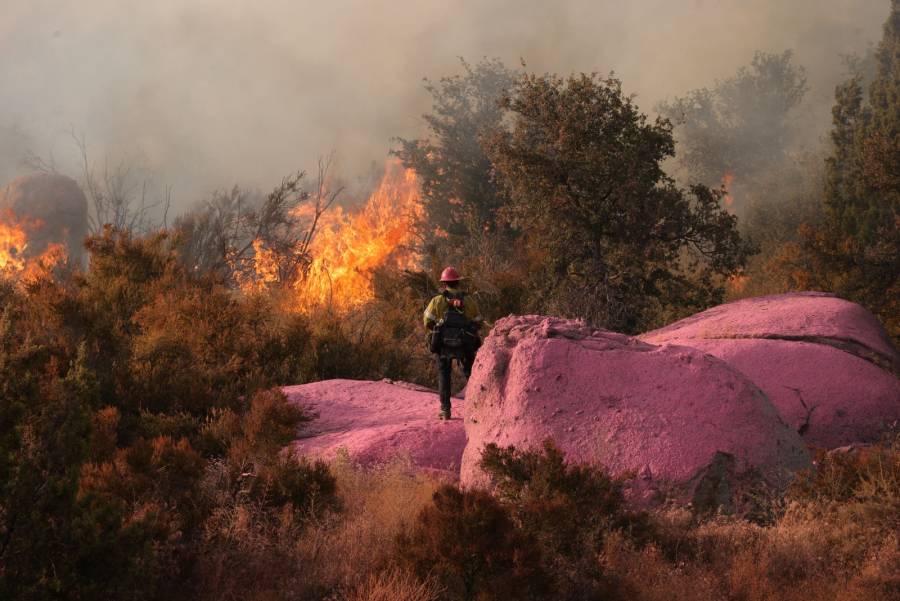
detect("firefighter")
[423,267,483,420]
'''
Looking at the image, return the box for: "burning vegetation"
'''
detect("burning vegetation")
[303,162,422,310]
[179,157,425,315]
[0,208,67,281]
[2,3,899,599]
[0,208,29,271]
[249,159,423,311]
[722,171,736,210]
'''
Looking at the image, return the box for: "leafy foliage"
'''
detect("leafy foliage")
[485,72,755,331]
[394,58,528,319]
[654,51,817,302]
[394,58,517,244]
[479,441,650,599]
[780,3,900,341]
[658,51,809,187]
[0,229,339,600]
[397,484,546,601]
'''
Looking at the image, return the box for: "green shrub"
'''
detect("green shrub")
[248,455,337,514]
[397,484,546,601]
[479,441,650,599]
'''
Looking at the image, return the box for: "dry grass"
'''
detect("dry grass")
[294,456,444,597]
[191,456,442,601]
[192,443,898,601]
[602,499,899,601]
[343,569,443,601]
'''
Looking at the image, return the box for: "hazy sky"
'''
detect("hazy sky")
[0,0,890,207]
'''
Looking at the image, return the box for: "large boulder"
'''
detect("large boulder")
[640,293,900,449]
[0,173,89,263]
[286,379,465,474]
[460,316,810,508]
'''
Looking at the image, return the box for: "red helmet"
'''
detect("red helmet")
[439,266,462,283]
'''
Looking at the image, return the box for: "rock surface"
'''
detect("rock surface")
[284,294,896,507]
[640,293,900,448]
[0,173,89,263]
[460,315,810,507]
[285,379,465,474]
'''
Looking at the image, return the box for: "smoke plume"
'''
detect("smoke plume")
[0,0,889,208]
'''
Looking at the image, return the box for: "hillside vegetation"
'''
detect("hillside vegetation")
[2,3,899,600]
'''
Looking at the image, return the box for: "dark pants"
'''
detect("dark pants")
[437,351,475,413]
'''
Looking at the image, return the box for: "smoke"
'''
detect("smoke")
[0,0,889,209]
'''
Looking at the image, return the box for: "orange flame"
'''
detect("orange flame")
[722,172,735,209]
[0,208,68,282]
[301,161,422,310]
[247,159,423,312]
[0,209,29,272]
[727,273,749,295]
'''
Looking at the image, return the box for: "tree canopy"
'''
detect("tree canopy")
[394,58,518,245]
[786,1,900,340]
[657,51,809,188]
[485,73,754,331]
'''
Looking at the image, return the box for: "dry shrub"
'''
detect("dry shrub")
[80,435,204,513]
[232,388,316,461]
[597,442,900,601]
[193,498,302,601]
[478,441,650,599]
[90,405,120,460]
[294,457,443,596]
[300,294,434,388]
[343,569,442,601]
[397,484,546,601]
[602,496,898,601]
[601,533,720,601]
[843,534,900,601]
[190,453,338,601]
[790,440,900,506]
[192,457,442,600]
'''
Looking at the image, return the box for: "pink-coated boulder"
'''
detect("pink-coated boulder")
[640,293,900,448]
[460,316,810,508]
[285,379,465,474]
[641,292,898,372]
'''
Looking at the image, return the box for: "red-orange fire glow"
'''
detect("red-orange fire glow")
[0,208,68,282]
[722,172,735,209]
[248,159,423,312]
[0,209,29,272]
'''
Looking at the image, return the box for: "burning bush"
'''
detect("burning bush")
[0,207,69,282]
[0,172,88,266]
[0,226,338,599]
[177,158,424,315]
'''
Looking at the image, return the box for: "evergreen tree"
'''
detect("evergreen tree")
[485,73,754,332]
[657,51,808,189]
[394,59,529,317]
[394,58,518,245]
[825,2,900,243]
[793,1,900,340]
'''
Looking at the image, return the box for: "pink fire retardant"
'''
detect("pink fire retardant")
[285,379,466,475]
[460,315,810,507]
[285,294,896,508]
[640,292,900,449]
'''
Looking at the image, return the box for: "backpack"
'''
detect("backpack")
[431,292,474,356]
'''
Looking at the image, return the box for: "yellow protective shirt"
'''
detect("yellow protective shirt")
[423,288,483,330]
